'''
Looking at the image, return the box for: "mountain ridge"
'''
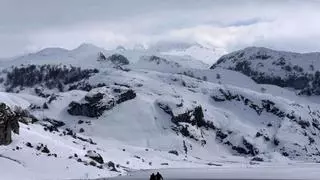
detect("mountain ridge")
[211,46,320,95]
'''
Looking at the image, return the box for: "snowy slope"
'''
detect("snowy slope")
[1,44,320,179]
[161,44,227,65]
[210,47,320,95]
[148,41,226,65]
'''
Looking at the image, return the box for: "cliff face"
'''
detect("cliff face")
[0,103,19,145]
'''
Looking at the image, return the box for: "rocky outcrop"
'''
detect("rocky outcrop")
[97,52,107,61]
[116,89,136,104]
[85,150,104,164]
[0,103,19,145]
[158,103,212,144]
[68,92,113,118]
[158,100,261,156]
[211,87,320,159]
[210,47,320,96]
[107,54,129,65]
[68,86,136,117]
[148,55,181,68]
[68,81,106,92]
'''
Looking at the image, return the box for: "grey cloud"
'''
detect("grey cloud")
[0,0,320,57]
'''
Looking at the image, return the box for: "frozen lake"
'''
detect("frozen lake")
[103,164,320,180]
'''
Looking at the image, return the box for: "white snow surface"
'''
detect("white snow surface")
[161,44,227,66]
[112,163,320,180]
[0,44,320,179]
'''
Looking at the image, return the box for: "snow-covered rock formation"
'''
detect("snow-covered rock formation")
[210,47,320,95]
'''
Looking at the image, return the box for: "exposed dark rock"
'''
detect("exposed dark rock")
[216,129,228,142]
[255,132,263,138]
[147,55,181,68]
[68,101,110,118]
[29,104,41,110]
[89,161,97,166]
[243,138,259,156]
[107,54,129,65]
[79,128,85,133]
[158,103,173,116]
[48,94,58,104]
[43,103,49,109]
[68,82,106,92]
[35,143,51,154]
[68,87,136,117]
[282,152,289,157]
[107,161,117,171]
[158,103,215,143]
[42,118,65,132]
[25,142,33,148]
[207,162,222,166]
[211,89,310,131]
[274,138,280,146]
[68,89,111,117]
[231,145,248,155]
[97,52,107,61]
[298,120,310,129]
[41,145,50,153]
[170,106,207,128]
[0,103,19,145]
[168,150,179,156]
[264,136,270,141]
[86,150,104,164]
[114,83,130,88]
[116,89,136,104]
[34,88,50,98]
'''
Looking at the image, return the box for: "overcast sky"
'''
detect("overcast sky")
[1,0,320,57]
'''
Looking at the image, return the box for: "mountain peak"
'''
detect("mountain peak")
[148,41,195,52]
[72,43,105,53]
[116,45,126,51]
[35,47,69,56]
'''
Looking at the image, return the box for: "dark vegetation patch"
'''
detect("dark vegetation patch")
[4,64,99,92]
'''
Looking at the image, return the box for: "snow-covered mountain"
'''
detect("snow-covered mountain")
[210,47,320,96]
[146,41,226,65]
[161,44,227,65]
[2,44,320,179]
